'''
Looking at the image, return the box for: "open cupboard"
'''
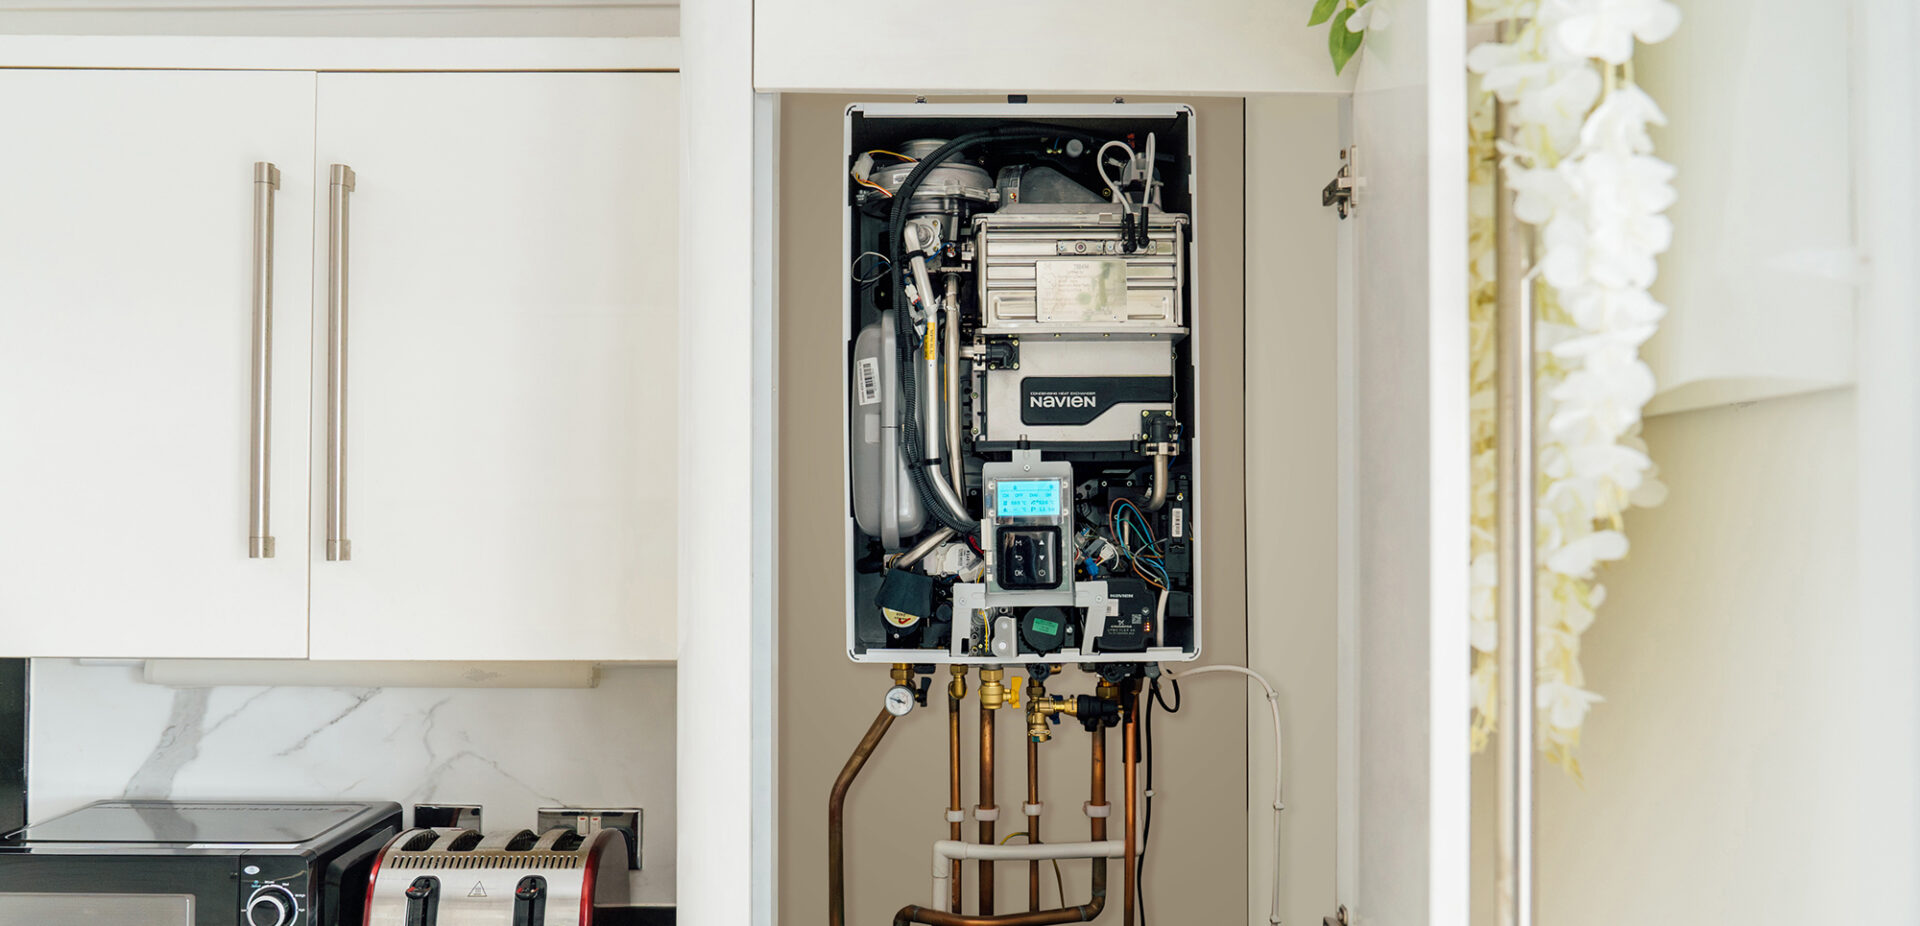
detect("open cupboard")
[744,3,1469,924]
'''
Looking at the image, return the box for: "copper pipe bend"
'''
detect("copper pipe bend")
[830,707,899,926]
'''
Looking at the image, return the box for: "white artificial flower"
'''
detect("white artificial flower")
[1537,680,1605,729]
[1563,440,1652,492]
[1346,2,1375,32]
[1514,62,1603,152]
[1546,528,1628,577]
[1469,0,1535,23]
[1545,0,1681,64]
[1579,83,1667,155]
[1470,552,1500,653]
[1558,285,1666,332]
[1505,163,1575,225]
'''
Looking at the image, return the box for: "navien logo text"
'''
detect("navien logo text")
[1030,392,1098,409]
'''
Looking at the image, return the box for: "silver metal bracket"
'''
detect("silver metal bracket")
[1323,904,1351,926]
[1322,146,1362,219]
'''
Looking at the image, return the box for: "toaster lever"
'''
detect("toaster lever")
[404,876,440,926]
[513,875,548,926]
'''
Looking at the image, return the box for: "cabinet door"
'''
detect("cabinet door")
[0,70,316,658]
[1340,5,1471,925]
[308,73,678,661]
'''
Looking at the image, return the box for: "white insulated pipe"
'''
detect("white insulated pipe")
[928,840,1124,908]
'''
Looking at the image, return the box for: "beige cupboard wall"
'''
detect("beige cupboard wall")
[776,94,1251,925]
[1472,387,1916,923]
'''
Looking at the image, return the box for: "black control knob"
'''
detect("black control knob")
[246,886,296,926]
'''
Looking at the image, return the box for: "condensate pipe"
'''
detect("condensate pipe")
[830,706,898,926]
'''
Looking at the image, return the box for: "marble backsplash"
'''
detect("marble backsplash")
[24,659,675,904]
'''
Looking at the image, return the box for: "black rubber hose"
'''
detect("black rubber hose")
[884,125,1111,535]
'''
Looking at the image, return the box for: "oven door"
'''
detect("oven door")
[0,854,239,926]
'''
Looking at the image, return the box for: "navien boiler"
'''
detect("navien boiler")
[841,103,1202,667]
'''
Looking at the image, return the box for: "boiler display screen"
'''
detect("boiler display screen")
[995,480,1061,519]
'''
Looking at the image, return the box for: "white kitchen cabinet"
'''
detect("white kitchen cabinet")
[0,68,678,662]
[306,73,678,661]
[0,70,317,658]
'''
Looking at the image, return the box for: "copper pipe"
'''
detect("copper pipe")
[1027,737,1041,912]
[1123,690,1139,926]
[830,707,898,926]
[891,724,1108,926]
[949,688,965,913]
[979,699,997,915]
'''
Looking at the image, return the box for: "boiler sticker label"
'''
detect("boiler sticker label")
[856,357,881,406]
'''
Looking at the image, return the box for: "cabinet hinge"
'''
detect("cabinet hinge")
[1322,904,1351,926]
[1322,147,1362,219]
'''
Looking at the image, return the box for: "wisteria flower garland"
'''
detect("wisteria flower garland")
[1464,0,1676,777]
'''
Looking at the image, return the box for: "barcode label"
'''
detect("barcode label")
[856,357,882,406]
[1170,507,1184,538]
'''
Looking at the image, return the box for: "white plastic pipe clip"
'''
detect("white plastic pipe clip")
[1083,802,1110,818]
[946,810,967,823]
[1023,802,1043,817]
[975,807,1000,822]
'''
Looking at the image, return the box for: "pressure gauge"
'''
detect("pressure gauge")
[884,685,916,717]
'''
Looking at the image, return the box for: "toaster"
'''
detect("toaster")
[364,827,629,926]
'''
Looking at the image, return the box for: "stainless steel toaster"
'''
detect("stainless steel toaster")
[364,827,628,926]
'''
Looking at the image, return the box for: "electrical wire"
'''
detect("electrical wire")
[1136,676,1180,925]
[852,251,892,284]
[1097,140,1136,210]
[997,832,1066,909]
[1163,665,1286,925]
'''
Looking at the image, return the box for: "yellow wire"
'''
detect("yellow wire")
[996,832,1066,908]
[869,149,918,162]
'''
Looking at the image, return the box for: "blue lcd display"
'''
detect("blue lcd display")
[996,480,1061,519]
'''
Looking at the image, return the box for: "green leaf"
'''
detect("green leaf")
[1308,0,1341,26]
[1329,7,1365,75]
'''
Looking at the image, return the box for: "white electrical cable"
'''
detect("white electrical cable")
[1164,664,1285,925]
[1140,132,1158,209]
[1097,140,1136,210]
[1154,588,1169,648]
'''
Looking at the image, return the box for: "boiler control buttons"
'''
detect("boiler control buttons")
[884,685,916,717]
[246,886,296,926]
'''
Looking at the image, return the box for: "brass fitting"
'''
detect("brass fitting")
[978,667,1007,710]
[891,663,914,688]
[1096,679,1120,701]
[948,665,969,700]
[1027,696,1079,742]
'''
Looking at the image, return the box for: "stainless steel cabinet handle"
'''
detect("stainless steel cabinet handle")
[248,162,280,559]
[325,164,355,562]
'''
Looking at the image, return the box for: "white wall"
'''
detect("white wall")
[26,660,677,905]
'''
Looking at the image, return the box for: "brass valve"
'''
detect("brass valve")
[978,667,1008,710]
[891,663,914,687]
[1027,696,1079,742]
[948,665,969,701]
